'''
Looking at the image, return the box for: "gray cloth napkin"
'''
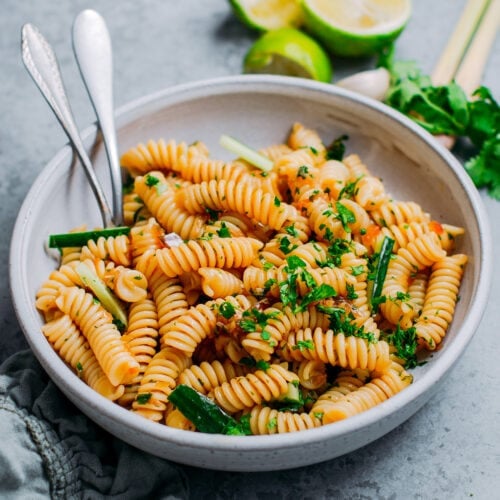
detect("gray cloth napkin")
[0,350,188,500]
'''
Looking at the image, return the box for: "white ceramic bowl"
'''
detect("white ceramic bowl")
[10,75,492,471]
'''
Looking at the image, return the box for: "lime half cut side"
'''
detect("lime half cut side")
[301,0,412,57]
[244,28,333,82]
[229,0,304,31]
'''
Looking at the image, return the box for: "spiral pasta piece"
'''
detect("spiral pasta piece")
[288,241,330,268]
[130,217,165,265]
[247,406,322,435]
[120,138,193,175]
[161,294,254,354]
[241,304,330,361]
[307,197,349,242]
[295,360,327,390]
[319,362,413,423]
[243,264,356,298]
[315,160,350,200]
[342,154,370,182]
[213,364,299,414]
[36,261,83,314]
[80,235,132,267]
[309,370,369,416]
[122,298,159,368]
[133,347,191,421]
[155,237,263,277]
[380,233,446,327]
[123,192,152,225]
[165,404,196,431]
[279,327,391,373]
[354,175,388,210]
[176,179,295,231]
[274,148,317,179]
[178,359,249,395]
[161,302,219,354]
[259,143,293,161]
[134,171,207,240]
[287,122,326,160]
[135,250,189,337]
[171,149,252,185]
[55,287,140,386]
[198,267,245,298]
[415,254,467,350]
[42,314,124,400]
[105,266,148,303]
[371,200,430,227]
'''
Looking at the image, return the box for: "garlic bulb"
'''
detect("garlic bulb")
[336,67,391,101]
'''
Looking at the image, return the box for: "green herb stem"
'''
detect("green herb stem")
[49,227,131,248]
[219,134,274,173]
[368,236,395,312]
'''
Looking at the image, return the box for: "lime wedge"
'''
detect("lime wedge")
[301,0,411,57]
[229,0,304,31]
[244,28,333,82]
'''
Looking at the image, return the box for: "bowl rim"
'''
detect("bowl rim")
[9,74,493,453]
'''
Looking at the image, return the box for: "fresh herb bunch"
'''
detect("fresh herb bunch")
[379,47,500,200]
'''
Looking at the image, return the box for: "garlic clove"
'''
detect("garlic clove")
[336,67,391,101]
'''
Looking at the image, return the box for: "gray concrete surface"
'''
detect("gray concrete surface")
[1,1,498,498]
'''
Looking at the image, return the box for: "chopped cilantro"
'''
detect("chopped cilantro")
[205,206,220,222]
[279,236,297,254]
[293,339,315,351]
[216,222,232,238]
[317,305,376,343]
[260,330,271,341]
[338,178,362,200]
[297,165,310,179]
[298,284,337,312]
[240,308,278,332]
[326,134,349,160]
[284,224,299,237]
[136,393,152,405]
[350,265,365,276]
[335,202,356,232]
[219,301,236,319]
[383,324,418,369]
[262,261,274,271]
[256,360,270,371]
[145,174,160,187]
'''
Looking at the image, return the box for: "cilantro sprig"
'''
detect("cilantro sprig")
[379,46,500,200]
[382,324,419,369]
[278,256,337,313]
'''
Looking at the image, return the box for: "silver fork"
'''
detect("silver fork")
[21,18,120,228]
[72,9,123,226]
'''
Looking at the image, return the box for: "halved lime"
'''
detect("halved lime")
[301,0,411,57]
[243,28,333,82]
[229,0,304,31]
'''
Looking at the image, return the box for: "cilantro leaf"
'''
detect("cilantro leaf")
[298,284,337,311]
[326,134,349,160]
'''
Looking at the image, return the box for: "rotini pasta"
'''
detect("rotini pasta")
[35,122,467,435]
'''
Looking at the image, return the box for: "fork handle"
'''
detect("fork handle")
[21,23,114,228]
[73,9,123,225]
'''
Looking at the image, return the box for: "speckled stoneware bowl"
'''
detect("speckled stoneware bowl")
[10,75,492,471]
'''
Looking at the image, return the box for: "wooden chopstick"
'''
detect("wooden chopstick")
[431,0,492,87]
[454,0,500,95]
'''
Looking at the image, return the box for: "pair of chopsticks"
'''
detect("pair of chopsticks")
[431,0,499,95]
